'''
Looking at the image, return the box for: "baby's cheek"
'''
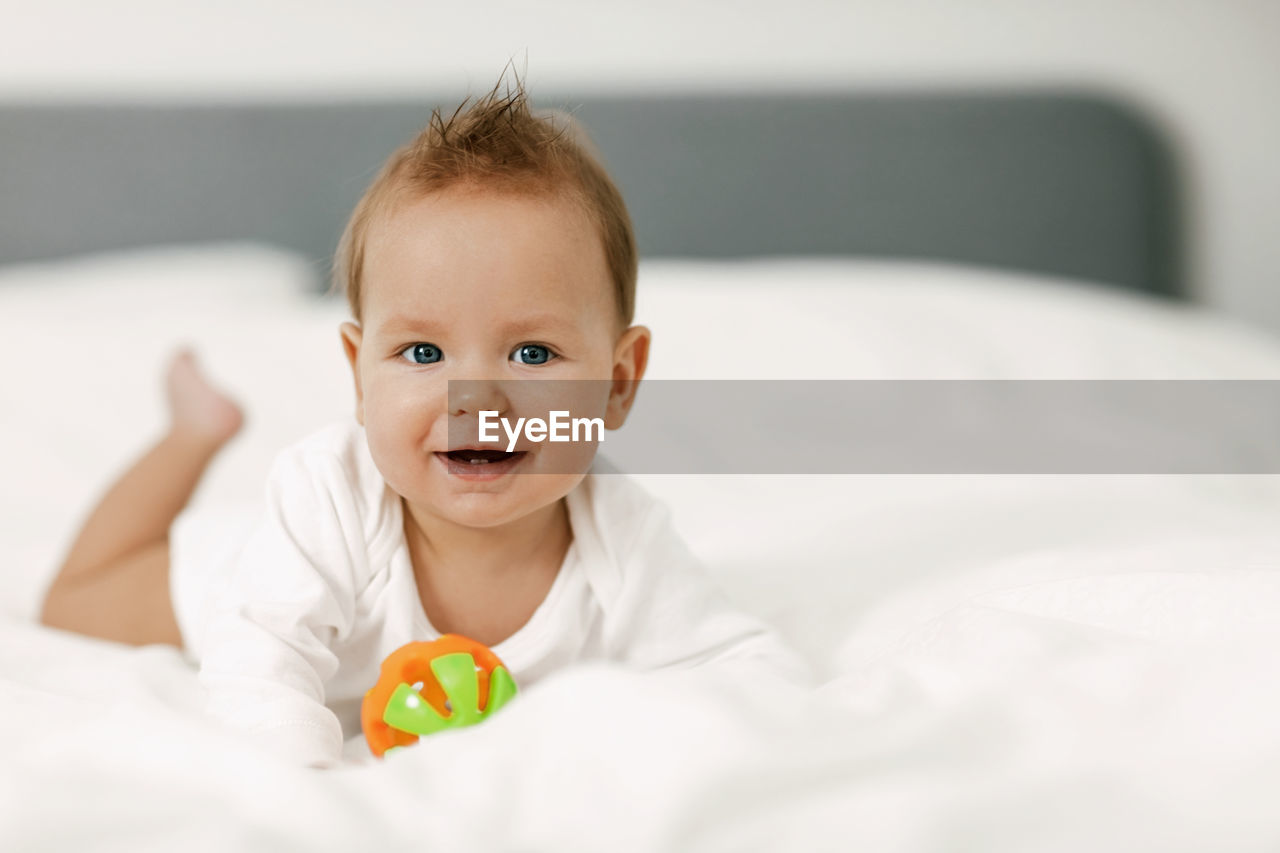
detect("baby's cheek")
[364,404,415,452]
[370,376,444,423]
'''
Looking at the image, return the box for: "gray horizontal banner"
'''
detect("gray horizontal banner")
[446,380,1280,474]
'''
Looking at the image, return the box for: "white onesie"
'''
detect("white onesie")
[170,419,812,767]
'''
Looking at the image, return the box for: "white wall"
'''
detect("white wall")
[3,0,1278,331]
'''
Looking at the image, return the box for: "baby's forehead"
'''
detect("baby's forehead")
[362,189,619,323]
[368,187,601,260]
[370,276,613,328]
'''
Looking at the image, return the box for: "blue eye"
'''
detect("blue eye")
[400,343,442,365]
[512,344,555,365]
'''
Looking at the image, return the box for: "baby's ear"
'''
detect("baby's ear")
[339,322,365,425]
[605,325,650,429]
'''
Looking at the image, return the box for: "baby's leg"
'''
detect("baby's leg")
[40,349,244,647]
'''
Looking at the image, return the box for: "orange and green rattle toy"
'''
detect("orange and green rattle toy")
[361,634,518,758]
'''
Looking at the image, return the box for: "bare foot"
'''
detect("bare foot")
[165,348,245,446]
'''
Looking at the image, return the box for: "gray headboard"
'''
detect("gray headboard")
[0,91,1182,297]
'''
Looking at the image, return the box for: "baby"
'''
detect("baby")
[39,77,811,767]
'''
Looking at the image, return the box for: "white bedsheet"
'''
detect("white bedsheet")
[2,247,1278,851]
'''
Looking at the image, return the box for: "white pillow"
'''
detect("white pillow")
[0,242,317,313]
[635,258,1280,379]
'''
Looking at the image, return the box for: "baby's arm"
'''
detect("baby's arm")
[197,445,364,767]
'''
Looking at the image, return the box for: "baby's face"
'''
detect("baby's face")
[340,186,648,531]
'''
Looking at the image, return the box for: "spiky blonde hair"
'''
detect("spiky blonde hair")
[333,74,636,327]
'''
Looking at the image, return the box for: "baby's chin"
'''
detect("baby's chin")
[399,473,585,531]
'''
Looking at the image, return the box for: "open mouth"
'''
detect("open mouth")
[443,449,521,465]
[434,448,529,479]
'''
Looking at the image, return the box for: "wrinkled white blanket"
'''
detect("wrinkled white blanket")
[3,513,1278,852]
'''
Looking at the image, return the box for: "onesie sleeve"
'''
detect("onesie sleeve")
[604,497,817,690]
[196,443,365,768]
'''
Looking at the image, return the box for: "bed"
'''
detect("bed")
[1,91,1277,851]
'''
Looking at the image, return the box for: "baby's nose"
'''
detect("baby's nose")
[448,378,511,417]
